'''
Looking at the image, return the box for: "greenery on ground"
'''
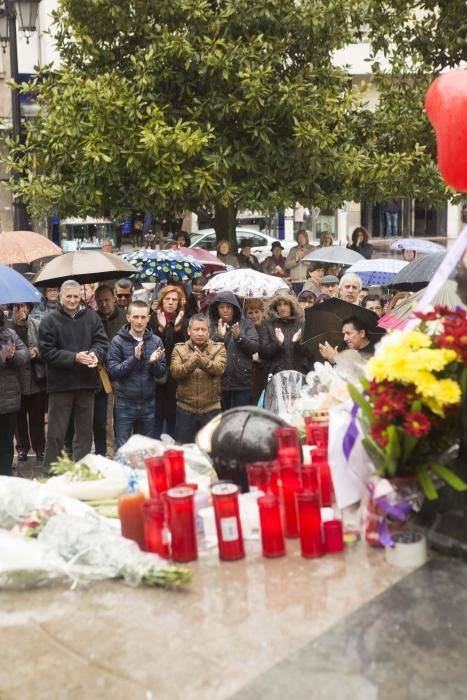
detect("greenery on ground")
[3,0,465,243]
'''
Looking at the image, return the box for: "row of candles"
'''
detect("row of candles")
[118,418,343,563]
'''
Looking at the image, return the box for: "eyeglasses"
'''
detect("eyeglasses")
[116,293,132,299]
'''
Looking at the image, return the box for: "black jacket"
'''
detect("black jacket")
[38,306,109,393]
[0,327,30,414]
[209,291,259,391]
[258,292,312,376]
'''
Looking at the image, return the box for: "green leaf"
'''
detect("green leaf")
[430,462,467,492]
[416,465,438,501]
[347,384,372,423]
[362,435,386,471]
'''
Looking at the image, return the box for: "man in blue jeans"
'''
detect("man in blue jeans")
[107,300,166,448]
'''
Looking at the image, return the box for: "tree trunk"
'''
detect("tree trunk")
[214,201,237,252]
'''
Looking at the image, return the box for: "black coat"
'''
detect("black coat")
[38,306,109,393]
[150,313,187,422]
[0,327,30,414]
[209,291,259,391]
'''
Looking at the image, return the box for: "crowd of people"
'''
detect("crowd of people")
[0,226,410,477]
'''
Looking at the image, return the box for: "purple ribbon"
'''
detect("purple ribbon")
[375,494,412,547]
[342,402,360,460]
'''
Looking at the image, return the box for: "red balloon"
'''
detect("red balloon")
[425,70,467,192]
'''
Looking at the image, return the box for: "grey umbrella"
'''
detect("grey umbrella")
[34,250,138,287]
[303,246,364,265]
[390,251,454,290]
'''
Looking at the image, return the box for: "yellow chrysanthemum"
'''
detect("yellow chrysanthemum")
[412,370,439,398]
[411,348,457,373]
[435,378,462,406]
[424,397,445,416]
[401,331,432,350]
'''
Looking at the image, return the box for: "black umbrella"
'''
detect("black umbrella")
[390,251,454,291]
[302,300,384,357]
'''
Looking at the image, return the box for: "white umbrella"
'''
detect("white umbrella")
[390,238,445,254]
[303,247,364,265]
[347,258,408,286]
[203,269,288,299]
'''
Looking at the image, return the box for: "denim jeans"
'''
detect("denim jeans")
[221,389,252,412]
[175,407,220,444]
[115,397,156,448]
[385,212,398,237]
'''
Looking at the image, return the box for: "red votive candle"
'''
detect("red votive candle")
[304,416,329,448]
[118,491,146,550]
[313,449,334,507]
[246,462,271,492]
[324,519,344,553]
[167,487,198,562]
[211,482,245,561]
[277,446,301,468]
[275,426,300,450]
[257,494,286,558]
[296,489,323,558]
[165,449,186,488]
[279,465,300,538]
[141,499,170,559]
[145,456,168,497]
[300,464,320,495]
[268,462,281,497]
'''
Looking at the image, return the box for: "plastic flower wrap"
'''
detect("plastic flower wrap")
[348,306,467,500]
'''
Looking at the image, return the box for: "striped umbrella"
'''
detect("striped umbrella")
[347,258,408,286]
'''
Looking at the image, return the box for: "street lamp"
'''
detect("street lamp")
[0,0,40,230]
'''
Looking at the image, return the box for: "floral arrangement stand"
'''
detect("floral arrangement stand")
[349,305,467,551]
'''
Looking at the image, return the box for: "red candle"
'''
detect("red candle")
[324,520,344,553]
[277,446,301,468]
[313,449,334,507]
[145,456,168,497]
[275,426,300,451]
[300,464,320,495]
[279,465,300,538]
[257,494,286,558]
[118,491,146,550]
[167,487,198,562]
[296,490,323,558]
[304,416,329,447]
[141,499,170,559]
[165,449,186,488]
[246,462,270,492]
[268,462,281,497]
[211,482,245,561]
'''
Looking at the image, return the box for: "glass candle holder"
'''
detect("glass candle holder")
[277,447,301,468]
[246,462,270,492]
[145,456,168,497]
[141,498,170,559]
[313,449,334,507]
[275,426,300,451]
[324,520,344,553]
[279,465,300,538]
[211,482,245,561]
[300,464,320,495]
[118,491,146,551]
[268,461,281,497]
[304,415,329,448]
[296,489,323,558]
[257,494,286,558]
[167,487,198,562]
[164,449,186,488]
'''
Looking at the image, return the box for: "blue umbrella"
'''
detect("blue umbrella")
[121,249,203,283]
[347,258,408,286]
[0,264,42,304]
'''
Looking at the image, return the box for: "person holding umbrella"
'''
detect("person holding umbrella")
[0,310,30,475]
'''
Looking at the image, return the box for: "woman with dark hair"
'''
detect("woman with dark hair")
[150,285,187,438]
[244,299,265,404]
[0,310,30,475]
[347,227,373,259]
[258,292,312,380]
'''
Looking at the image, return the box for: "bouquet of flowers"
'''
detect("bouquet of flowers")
[349,306,467,500]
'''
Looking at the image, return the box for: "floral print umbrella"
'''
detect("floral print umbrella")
[121,249,203,283]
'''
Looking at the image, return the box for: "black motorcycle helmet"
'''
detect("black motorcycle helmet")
[209,407,290,492]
